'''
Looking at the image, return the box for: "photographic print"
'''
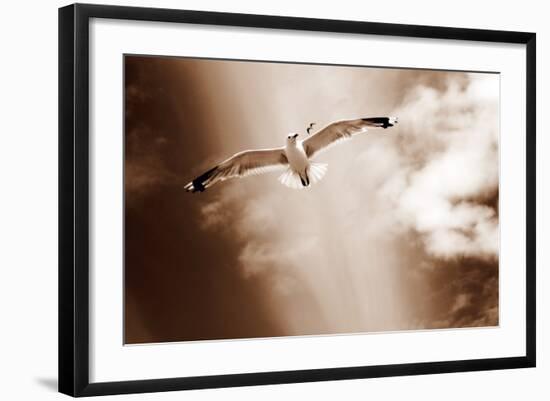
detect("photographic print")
[124,55,499,345]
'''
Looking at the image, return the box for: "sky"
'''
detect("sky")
[124,55,499,344]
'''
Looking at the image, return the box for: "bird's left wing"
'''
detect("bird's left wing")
[303,116,397,159]
[184,147,288,192]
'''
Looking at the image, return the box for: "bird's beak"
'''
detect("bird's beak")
[293,133,299,139]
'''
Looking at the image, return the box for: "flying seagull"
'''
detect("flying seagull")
[306,122,316,135]
[184,116,397,192]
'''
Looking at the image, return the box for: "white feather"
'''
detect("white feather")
[278,168,305,189]
[308,163,328,184]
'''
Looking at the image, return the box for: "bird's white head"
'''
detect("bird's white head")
[286,133,299,145]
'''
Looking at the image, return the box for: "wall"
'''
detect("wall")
[0,0,546,399]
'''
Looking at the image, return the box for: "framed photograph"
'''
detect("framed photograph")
[58,3,536,397]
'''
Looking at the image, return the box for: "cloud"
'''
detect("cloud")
[418,257,499,329]
[239,238,317,273]
[199,189,320,296]
[124,124,176,200]
[388,74,500,260]
[199,199,232,229]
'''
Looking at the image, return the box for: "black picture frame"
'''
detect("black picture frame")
[59,3,536,397]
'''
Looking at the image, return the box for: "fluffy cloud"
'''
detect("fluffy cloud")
[392,75,499,260]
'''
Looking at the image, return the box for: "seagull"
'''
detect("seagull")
[184,116,398,192]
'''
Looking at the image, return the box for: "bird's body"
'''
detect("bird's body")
[284,136,310,186]
[184,116,397,192]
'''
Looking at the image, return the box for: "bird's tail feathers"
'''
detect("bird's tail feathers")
[308,163,328,184]
[278,163,328,189]
[278,168,304,189]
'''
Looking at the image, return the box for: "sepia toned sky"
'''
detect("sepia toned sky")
[124,55,499,344]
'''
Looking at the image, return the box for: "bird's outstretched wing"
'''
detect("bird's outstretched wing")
[302,116,398,159]
[184,148,288,192]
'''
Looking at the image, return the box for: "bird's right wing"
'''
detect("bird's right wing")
[184,148,288,192]
[303,116,397,159]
